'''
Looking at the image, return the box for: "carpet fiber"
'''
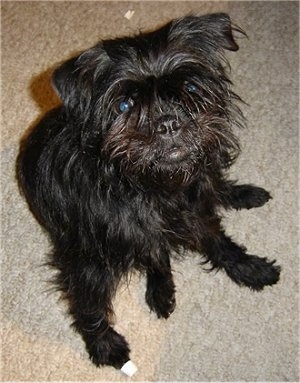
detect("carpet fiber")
[1,1,299,381]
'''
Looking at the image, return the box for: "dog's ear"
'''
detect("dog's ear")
[169,13,245,53]
[52,56,81,111]
[52,45,110,116]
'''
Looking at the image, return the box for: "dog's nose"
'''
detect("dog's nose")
[156,118,180,136]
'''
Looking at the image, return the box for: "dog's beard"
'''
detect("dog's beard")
[102,101,240,191]
[103,126,198,190]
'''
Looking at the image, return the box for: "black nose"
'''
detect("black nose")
[155,117,180,136]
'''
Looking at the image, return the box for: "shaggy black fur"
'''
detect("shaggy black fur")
[17,13,280,370]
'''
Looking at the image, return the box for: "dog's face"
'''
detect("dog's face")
[53,14,244,190]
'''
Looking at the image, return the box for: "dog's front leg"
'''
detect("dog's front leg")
[145,250,176,318]
[218,180,272,210]
[200,230,280,290]
[64,264,130,369]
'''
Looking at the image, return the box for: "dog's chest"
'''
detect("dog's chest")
[109,185,213,252]
[145,190,210,248]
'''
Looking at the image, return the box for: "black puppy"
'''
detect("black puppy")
[17,13,280,372]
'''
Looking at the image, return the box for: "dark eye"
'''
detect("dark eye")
[118,99,134,113]
[184,82,198,93]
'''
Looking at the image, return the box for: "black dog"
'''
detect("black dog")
[17,13,280,371]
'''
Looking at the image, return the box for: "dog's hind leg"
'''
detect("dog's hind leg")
[200,230,280,290]
[56,260,130,369]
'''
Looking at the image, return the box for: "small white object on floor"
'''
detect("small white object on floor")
[124,10,135,20]
[121,360,138,377]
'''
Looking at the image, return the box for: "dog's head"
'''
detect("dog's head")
[53,13,245,190]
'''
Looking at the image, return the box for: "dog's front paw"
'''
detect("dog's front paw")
[230,185,272,210]
[146,276,176,319]
[225,254,281,291]
[84,327,130,369]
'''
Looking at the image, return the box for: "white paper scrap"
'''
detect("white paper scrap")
[121,360,138,377]
[124,10,135,20]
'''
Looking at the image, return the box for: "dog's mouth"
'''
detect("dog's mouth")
[158,147,190,164]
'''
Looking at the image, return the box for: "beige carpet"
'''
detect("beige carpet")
[1,1,299,381]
